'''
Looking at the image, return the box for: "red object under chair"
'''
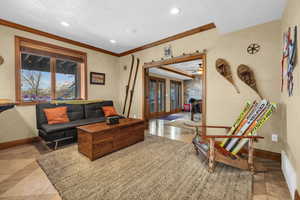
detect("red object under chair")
[183,104,191,112]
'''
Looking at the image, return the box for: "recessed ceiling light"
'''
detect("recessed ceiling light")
[170,7,181,15]
[110,39,116,44]
[60,21,70,27]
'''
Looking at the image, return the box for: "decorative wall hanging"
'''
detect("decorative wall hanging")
[90,72,105,85]
[0,56,4,65]
[281,27,291,92]
[216,58,240,93]
[237,64,262,99]
[163,45,173,58]
[281,25,297,96]
[287,26,297,96]
[247,43,260,55]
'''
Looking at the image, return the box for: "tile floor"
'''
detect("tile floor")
[0,117,291,200]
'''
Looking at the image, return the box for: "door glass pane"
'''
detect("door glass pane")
[170,82,176,110]
[149,80,156,113]
[56,59,80,100]
[21,53,51,102]
[170,81,181,111]
[157,81,165,112]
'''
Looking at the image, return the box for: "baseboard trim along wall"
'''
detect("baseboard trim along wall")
[240,148,281,162]
[282,151,297,200]
[253,148,281,162]
[0,137,40,150]
[295,190,300,200]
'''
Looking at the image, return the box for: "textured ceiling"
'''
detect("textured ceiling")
[149,60,202,80]
[0,0,286,53]
[169,60,202,73]
[149,68,192,80]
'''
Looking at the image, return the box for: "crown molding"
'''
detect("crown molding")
[118,23,216,57]
[0,18,216,57]
[0,18,119,57]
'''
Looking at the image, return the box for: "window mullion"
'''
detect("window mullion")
[51,57,56,100]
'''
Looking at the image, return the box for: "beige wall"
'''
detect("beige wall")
[148,73,184,112]
[0,25,119,143]
[118,20,282,153]
[0,19,285,159]
[281,0,300,192]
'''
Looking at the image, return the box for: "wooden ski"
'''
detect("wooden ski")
[122,55,135,115]
[231,103,277,155]
[220,101,254,147]
[225,99,268,152]
[127,58,140,118]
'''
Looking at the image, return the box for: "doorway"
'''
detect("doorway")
[143,52,207,136]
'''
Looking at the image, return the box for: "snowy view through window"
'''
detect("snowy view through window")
[21,53,79,102]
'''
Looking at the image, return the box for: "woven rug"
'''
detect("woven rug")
[38,136,252,200]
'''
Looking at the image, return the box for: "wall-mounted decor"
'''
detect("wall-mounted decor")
[247,43,260,55]
[237,64,262,99]
[283,25,297,96]
[216,58,240,93]
[163,45,173,58]
[90,72,105,85]
[0,56,4,65]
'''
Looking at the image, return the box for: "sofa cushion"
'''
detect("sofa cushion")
[41,117,106,133]
[102,106,118,117]
[84,101,113,119]
[44,106,70,125]
[36,103,84,129]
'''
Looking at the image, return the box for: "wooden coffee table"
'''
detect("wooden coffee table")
[77,118,145,161]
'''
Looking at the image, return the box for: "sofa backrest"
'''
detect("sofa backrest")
[84,101,113,119]
[36,101,115,129]
[36,103,84,129]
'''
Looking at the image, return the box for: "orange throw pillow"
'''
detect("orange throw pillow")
[44,106,70,125]
[102,106,118,117]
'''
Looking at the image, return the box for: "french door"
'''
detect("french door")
[170,80,182,113]
[149,77,166,117]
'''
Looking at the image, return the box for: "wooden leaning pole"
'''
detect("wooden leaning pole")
[122,55,140,118]
[122,55,135,115]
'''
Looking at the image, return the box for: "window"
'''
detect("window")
[16,36,87,104]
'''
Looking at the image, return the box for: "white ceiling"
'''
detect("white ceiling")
[0,0,286,53]
[169,60,202,73]
[149,68,192,80]
[149,60,202,80]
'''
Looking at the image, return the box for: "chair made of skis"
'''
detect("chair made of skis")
[186,100,276,173]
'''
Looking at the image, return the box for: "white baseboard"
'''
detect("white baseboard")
[282,151,297,200]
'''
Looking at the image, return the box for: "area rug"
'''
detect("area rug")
[159,114,184,121]
[37,136,252,200]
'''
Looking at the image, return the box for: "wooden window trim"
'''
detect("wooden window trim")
[15,36,88,105]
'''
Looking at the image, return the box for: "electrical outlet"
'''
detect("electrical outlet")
[272,134,278,142]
